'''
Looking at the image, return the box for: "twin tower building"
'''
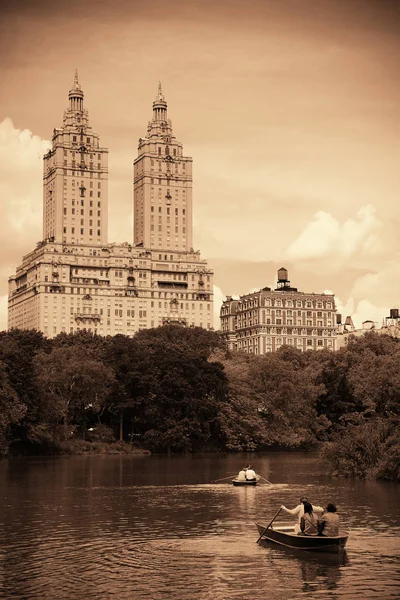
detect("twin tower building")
[8,74,214,336]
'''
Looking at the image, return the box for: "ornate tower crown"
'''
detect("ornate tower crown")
[68,69,84,112]
[152,81,167,122]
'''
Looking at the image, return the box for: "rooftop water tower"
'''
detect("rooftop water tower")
[275,267,297,291]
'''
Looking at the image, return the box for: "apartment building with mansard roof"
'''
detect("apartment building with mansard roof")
[220,268,337,353]
[8,75,213,337]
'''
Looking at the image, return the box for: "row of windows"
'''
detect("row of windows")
[40,289,212,302]
[64,150,102,160]
[70,200,101,208]
[71,136,98,147]
[64,208,101,217]
[63,228,101,235]
[237,301,333,311]
[66,190,101,198]
[151,206,185,215]
[63,170,102,179]
[69,180,101,188]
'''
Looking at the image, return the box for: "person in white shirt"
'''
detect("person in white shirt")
[236,468,247,481]
[281,497,324,534]
[245,466,257,481]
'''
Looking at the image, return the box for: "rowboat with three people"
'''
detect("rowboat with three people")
[256,503,349,553]
[256,522,349,553]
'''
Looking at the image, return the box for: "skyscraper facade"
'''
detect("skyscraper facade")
[42,72,109,246]
[134,83,193,252]
[8,76,213,337]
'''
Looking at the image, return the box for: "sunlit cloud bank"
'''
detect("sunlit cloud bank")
[0,118,50,331]
[286,205,381,267]
[333,295,389,330]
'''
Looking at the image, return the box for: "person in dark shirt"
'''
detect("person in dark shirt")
[318,503,340,536]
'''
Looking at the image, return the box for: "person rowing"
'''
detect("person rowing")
[281,496,324,534]
[236,468,247,481]
[245,465,257,481]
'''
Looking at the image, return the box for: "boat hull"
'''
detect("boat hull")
[232,479,258,486]
[256,523,349,553]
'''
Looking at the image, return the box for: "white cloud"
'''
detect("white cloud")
[0,118,51,331]
[285,205,381,267]
[335,295,388,330]
[335,261,400,329]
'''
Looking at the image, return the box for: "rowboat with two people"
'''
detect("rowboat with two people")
[256,505,349,553]
[210,466,272,486]
[232,465,272,486]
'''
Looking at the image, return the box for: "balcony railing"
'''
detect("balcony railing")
[74,314,101,323]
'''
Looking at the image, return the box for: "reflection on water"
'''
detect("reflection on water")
[0,453,398,600]
[261,543,349,595]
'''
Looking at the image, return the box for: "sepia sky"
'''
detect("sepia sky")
[1,0,400,329]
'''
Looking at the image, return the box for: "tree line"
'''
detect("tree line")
[0,326,398,480]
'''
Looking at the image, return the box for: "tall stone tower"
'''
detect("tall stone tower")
[133,83,193,252]
[9,76,214,337]
[42,71,109,246]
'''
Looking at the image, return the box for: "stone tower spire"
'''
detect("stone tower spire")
[41,74,109,245]
[68,69,84,113]
[133,84,193,252]
[152,81,168,122]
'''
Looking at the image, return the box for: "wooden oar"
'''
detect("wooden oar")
[258,475,272,485]
[256,507,282,543]
[209,475,237,483]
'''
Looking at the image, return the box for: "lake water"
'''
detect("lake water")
[0,452,398,599]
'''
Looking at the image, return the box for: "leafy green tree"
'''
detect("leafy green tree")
[0,361,27,455]
[253,349,329,447]
[0,329,49,448]
[310,349,361,429]
[0,329,49,409]
[52,330,109,359]
[33,346,115,441]
[132,326,227,452]
[134,324,226,359]
[322,418,399,480]
[346,337,400,417]
[103,335,144,441]
[212,350,269,451]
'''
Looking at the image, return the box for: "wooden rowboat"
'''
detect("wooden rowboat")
[232,478,258,486]
[256,523,349,553]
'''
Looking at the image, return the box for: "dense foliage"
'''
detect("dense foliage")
[0,327,398,480]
